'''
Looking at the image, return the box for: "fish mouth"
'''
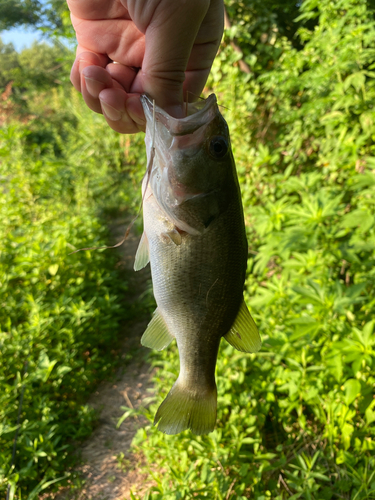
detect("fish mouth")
[141,94,219,136]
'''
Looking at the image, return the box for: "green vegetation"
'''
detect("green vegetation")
[1,0,375,498]
[0,86,145,498]
[0,0,72,35]
[123,0,375,498]
[0,0,42,31]
[0,37,71,115]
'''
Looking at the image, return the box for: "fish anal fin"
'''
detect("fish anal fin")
[134,232,150,271]
[154,378,217,435]
[141,308,174,351]
[224,299,261,353]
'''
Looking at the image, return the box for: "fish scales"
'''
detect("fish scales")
[134,94,261,435]
[145,195,246,377]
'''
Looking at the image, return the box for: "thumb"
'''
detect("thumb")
[140,0,211,116]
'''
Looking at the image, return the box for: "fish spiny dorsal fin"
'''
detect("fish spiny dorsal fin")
[141,308,174,351]
[224,299,261,353]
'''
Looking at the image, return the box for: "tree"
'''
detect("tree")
[0,0,42,31]
[0,39,71,92]
[0,38,19,89]
[0,0,73,39]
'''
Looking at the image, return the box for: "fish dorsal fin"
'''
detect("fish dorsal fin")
[141,308,174,351]
[224,299,261,353]
[134,232,150,271]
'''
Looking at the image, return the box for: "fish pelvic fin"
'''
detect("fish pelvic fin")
[154,379,217,435]
[134,232,150,271]
[141,308,174,351]
[224,298,261,353]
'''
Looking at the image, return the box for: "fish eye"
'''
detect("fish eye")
[209,136,228,159]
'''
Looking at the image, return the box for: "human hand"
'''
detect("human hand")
[67,0,224,133]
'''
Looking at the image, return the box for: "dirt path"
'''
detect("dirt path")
[56,217,157,500]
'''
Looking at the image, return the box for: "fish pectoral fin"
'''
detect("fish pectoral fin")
[134,232,150,271]
[141,308,174,351]
[224,299,261,353]
[162,228,182,245]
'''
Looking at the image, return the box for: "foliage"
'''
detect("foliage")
[0,0,74,114]
[223,0,317,77]
[2,0,375,498]
[41,0,75,40]
[0,88,145,499]
[0,38,19,89]
[0,0,72,36]
[0,0,42,31]
[0,37,73,117]
[119,0,375,498]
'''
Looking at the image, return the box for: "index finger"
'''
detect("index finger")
[71,51,109,92]
[66,0,127,20]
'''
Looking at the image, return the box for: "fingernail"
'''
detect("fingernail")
[84,76,104,97]
[100,101,122,121]
[78,59,91,73]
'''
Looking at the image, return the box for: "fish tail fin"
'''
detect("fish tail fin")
[154,379,217,435]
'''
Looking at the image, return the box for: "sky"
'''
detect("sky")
[1,27,42,52]
[1,0,49,52]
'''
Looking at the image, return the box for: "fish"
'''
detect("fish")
[134,93,261,435]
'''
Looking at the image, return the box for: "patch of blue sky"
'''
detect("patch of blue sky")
[1,27,42,52]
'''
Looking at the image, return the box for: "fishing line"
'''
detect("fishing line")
[185,90,230,112]
[69,99,156,255]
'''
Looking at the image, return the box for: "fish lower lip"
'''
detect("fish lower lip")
[141,94,218,136]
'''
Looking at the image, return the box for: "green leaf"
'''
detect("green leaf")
[249,290,275,308]
[326,353,343,382]
[321,111,345,123]
[7,482,16,500]
[365,401,375,425]
[117,407,139,428]
[344,379,361,406]
[344,72,366,91]
[48,264,59,276]
[361,321,374,347]
[56,365,72,377]
[340,210,374,232]
[254,453,277,460]
[311,472,330,481]
[352,171,375,189]
[289,316,320,341]
[27,475,69,500]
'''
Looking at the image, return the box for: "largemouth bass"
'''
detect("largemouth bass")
[134,94,261,435]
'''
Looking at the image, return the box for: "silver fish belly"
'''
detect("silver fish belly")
[134,94,261,435]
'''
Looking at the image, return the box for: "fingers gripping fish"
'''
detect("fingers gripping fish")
[134,94,261,435]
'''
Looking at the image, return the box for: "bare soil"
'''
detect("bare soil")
[53,217,157,500]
